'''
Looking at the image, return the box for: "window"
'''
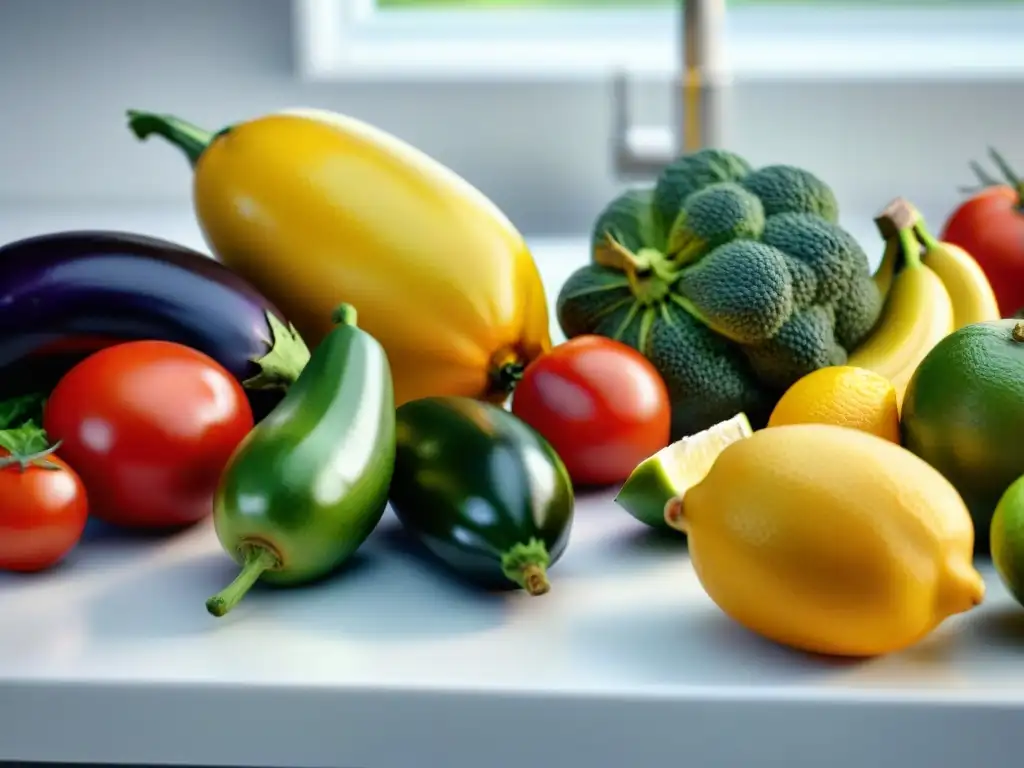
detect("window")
[291,0,1024,238]
[295,0,1024,80]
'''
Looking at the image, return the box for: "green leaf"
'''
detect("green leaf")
[0,393,46,429]
[0,423,51,456]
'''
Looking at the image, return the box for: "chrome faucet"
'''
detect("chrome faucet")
[612,0,727,176]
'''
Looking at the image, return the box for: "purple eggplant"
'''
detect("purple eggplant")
[0,230,310,419]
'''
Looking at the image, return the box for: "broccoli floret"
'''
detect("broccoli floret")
[591,187,665,262]
[761,212,866,306]
[666,181,765,265]
[833,274,883,351]
[674,240,795,344]
[780,253,818,310]
[556,265,633,339]
[645,303,773,438]
[742,305,847,391]
[652,149,752,236]
[740,165,840,223]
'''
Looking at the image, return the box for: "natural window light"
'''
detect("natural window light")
[295,0,1024,81]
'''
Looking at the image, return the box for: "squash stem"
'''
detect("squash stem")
[206,544,280,617]
[126,109,215,167]
[501,538,552,596]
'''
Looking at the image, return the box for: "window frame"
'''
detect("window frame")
[294,0,1024,82]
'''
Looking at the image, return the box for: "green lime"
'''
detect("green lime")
[901,319,1024,555]
[614,412,752,530]
[992,474,1024,608]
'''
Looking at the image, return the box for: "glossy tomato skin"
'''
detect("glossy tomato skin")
[511,335,671,486]
[43,340,255,529]
[941,186,1024,317]
[0,451,88,572]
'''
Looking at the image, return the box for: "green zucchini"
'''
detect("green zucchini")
[389,396,574,595]
[205,304,396,617]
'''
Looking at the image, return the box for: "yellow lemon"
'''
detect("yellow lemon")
[767,365,900,443]
[665,423,984,657]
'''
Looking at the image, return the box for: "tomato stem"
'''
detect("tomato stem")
[0,440,63,472]
[964,147,1024,210]
[206,543,280,617]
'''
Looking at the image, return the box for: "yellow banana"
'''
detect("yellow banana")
[848,228,955,407]
[872,237,900,299]
[917,231,1000,330]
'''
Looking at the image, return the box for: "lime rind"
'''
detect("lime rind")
[614,412,753,531]
[992,475,1024,608]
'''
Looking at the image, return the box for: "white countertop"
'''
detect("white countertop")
[1,205,1022,768]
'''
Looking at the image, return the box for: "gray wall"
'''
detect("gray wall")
[1,0,1022,234]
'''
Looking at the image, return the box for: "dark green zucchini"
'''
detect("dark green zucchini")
[389,396,575,595]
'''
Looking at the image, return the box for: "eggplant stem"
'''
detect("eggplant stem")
[243,311,312,391]
[206,544,280,617]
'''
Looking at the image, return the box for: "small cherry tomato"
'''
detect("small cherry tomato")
[0,445,89,572]
[511,335,671,486]
[43,340,255,529]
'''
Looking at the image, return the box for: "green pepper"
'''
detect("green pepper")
[205,304,395,617]
[389,396,575,595]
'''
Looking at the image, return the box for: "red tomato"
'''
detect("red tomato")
[511,335,671,486]
[0,447,88,572]
[43,340,254,529]
[941,185,1024,317]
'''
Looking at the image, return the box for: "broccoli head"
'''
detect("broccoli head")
[780,252,818,310]
[666,181,765,265]
[645,303,774,438]
[591,187,666,264]
[761,212,867,306]
[833,273,883,351]
[557,148,885,441]
[740,164,840,223]
[675,240,795,344]
[652,148,752,236]
[742,305,847,391]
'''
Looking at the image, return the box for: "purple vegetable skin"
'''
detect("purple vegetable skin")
[0,230,310,419]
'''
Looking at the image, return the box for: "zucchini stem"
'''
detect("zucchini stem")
[125,110,216,167]
[331,303,359,327]
[501,538,552,596]
[206,544,280,617]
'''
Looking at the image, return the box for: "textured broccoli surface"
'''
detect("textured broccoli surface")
[558,148,885,439]
[779,252,819,310]
[740,165,840,223]
[742,305,847,391]
[675,240,795,344]
[652,149,752,236]
[833,274,883,351]
[761,212,867,305]
[666,181,766,265]
[644,304,773,437]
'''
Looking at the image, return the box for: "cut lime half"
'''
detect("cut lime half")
[614,412,753,531]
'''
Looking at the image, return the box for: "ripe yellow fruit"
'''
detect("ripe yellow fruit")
[767,365,900,443]
[665,424,985,657]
